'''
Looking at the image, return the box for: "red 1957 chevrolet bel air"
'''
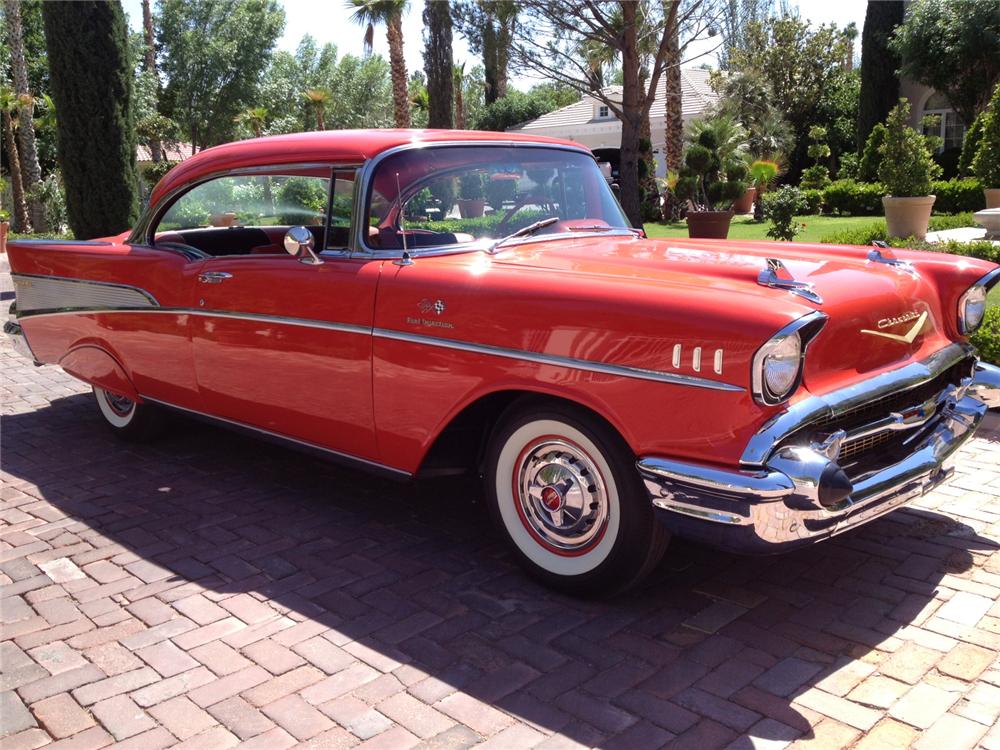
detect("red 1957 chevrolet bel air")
[6,130,1000,595]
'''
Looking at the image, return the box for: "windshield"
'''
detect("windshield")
[365,145,629,251]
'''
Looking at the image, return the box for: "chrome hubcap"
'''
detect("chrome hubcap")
[516,439,609,552]
[104,391,135,417]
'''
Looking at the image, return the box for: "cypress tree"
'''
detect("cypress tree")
[41,1,138,239]
[423,0,454,129]
[857,0,904,154]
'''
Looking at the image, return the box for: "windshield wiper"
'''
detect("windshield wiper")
[564,224,616,232]
[488,217,559,254]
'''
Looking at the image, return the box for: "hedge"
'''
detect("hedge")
[818,216,989,248]
[818,178,985,216]
[972,307,1000,366]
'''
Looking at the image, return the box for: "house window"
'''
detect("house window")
[597,105,610,119]
[922,92,966,151]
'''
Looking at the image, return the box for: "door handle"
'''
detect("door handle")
[198,271,233,284]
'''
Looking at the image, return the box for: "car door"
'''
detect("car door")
[169,168,382,462]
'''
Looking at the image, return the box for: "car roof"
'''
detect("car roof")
[148,129,585,208]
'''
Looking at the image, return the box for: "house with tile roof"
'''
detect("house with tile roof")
[507,68,720,180]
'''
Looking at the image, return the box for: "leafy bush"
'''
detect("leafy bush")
[819,221,888,246]
[819,218,993,247]
[822,179,885,215]
[801,189,824,215]
[800,126,831,189]
[674,127,749,211]
[959,113,985,178]
[837,152,860,180]
[858,123,886,182]
[764,186,806,241]
[878,100,942,196]
[276,177,326,225]
[458,172,485,200]
[972,82,1000,189]
[405,208,545,238]
[143,160,177,186]
[931,179,986,213]
[971,307,1000,366]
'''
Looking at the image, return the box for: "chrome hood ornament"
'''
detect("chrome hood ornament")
[757,258,823,305]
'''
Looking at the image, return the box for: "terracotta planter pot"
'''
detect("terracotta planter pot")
[985,188,1000,210]
[457,199,485,219]
[732,187,756,215]
[882,195,936,240]
[687,210,734,239]
[0,221,8,254]
[210,212,237,228]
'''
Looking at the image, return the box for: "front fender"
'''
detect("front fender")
[59,346,140,401]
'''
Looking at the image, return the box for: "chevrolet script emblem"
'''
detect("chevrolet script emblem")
[860,310,928,343]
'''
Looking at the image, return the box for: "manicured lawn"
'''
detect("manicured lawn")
[643,214,878,243]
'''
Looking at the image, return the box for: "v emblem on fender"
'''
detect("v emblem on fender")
[860,310,928,343]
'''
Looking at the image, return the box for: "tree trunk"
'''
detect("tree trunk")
[387,13,411,128]
[482,22,500,105]
[315,106,326,131]
[423,0,454,129]
[141,0,163,163]
[618,1,643,227]
[662,13,683,221]
[4,0,47,231]
[2,108,31,234]
[454,70,465,128]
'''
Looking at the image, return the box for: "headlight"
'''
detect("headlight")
[959,285,987,334]
[755,332,801,403]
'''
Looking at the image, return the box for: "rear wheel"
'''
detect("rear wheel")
[484,400,669,596]
[92,386,164,441]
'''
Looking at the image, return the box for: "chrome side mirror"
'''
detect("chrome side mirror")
[283,226,323,265]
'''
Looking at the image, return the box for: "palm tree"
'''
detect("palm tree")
[347,0,410,128]
[0,86,31,233]
[303,89,330,130]
[4,0,46,230]
[140,0,162,162]
[662,10,683,220]
[235,106,269,138]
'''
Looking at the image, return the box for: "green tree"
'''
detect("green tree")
[727,15,856,181]
[41,0,139,238]
[972,84,1000,189]
[0,85,31,232]
[856,1,903,153]
[347,0,410,128]
[878,99,941,197]
[303,88,330,130]
[157,0,285,150]
[423,0,453,128]
[890,0,1000,126]
[453,1,518,104]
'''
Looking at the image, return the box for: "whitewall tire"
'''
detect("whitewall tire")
[92,386,164,441]
[485,400,669,596]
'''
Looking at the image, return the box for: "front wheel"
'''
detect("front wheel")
[93,386,164,441]
[484,401,669,596]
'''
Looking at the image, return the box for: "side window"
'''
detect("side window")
[326,170,356,250]
[154,173,331,257]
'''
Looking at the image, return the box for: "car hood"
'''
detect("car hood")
[493,234,957,394]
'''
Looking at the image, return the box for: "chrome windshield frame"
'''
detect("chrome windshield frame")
[350,140,631,260]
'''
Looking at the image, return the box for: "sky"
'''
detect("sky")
[122,0,869,90]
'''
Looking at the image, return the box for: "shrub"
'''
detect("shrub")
[276,177,326,225]
[837,152,860,180]
[931,178,986,213]
[959,113,985,178]
[822,179,885,215]
[878,99,942,196]
[801,189,824,215]
[972,82,1000,189]
[971,306,1000,365]
[800,125,832,190]
[764,185,806,241]
[819,221,888,245]
[674,127,749,211]
[858,123,886,182]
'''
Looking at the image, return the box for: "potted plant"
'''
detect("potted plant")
[748,160,779,222]
[878,100,942,240]
[457,172,486,219]
[972,82,1000,209]
[675,127,749,239]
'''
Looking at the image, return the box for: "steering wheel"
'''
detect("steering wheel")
[496,195,558,235]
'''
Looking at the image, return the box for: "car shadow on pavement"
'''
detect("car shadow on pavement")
[4,390,998,747]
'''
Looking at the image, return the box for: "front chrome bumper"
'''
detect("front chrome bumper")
[638,348,1000,554]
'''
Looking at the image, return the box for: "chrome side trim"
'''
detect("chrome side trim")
[12,273,159,313]
[141,395,411,478]
[6,239,112,246]
[14,304,744,392]
[372,328,745,392]
[741,342,975,466]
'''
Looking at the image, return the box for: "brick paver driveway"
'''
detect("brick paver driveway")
[3,338,1000,750]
